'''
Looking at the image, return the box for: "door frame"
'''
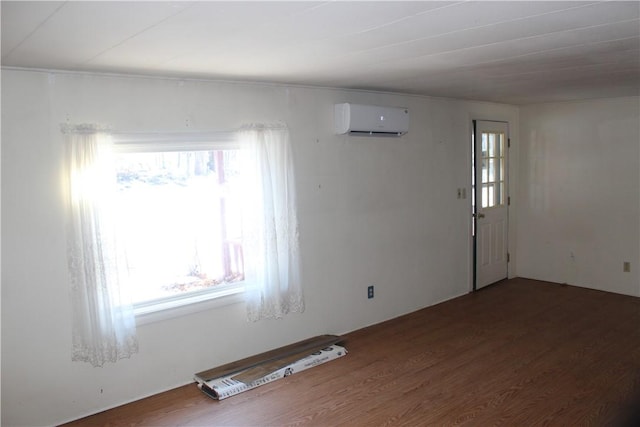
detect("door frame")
[470,118,512,292]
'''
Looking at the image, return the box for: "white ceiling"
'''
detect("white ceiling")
[2,1,639,104]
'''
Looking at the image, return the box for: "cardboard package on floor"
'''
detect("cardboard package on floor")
[196,345,347,400]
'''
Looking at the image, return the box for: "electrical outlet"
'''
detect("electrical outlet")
[623,261,631,272]
[367,285,374,299]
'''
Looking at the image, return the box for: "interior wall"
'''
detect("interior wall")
[1,69,518,426]
[517,97,640,296]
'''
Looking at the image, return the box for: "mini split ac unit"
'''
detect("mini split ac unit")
[334,103,409,136]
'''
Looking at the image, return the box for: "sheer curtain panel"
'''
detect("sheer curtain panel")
[63,124,138,367]
[239,125,304,321]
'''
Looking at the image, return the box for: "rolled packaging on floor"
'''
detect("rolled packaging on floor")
[196,345,347,400]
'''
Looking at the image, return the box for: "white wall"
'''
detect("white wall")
[1,69,518,426]
[517,97,640,296]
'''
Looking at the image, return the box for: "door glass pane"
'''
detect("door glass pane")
[482,185,488,208]
[488,134,496,157]
[482,158,488,183]
[489,159,496,182]
[479,130,506,209]
[487,183,495,207]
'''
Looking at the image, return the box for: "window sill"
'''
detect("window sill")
[134,284,245,326]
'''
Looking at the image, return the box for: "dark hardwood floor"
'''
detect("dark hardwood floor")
[63,278,640,426]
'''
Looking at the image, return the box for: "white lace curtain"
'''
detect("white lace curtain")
[63,124,138,367]
[62,123,302,366]
[239,125,304,321]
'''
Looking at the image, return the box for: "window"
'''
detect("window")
[65,125,302,364]
[479,131,505,208]
[108,125,302,321]
[113,144,246,308]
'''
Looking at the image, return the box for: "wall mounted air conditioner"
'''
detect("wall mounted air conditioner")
[334,103,409,136]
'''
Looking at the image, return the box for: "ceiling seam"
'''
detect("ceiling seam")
[1,1,68,62]
[350,18,640,71]
[338,1,608,58]
[306,18,639,89]
[378,36,640,89]
[328,1,468,40]
[77,1,197,67]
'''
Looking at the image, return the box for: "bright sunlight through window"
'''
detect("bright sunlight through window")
[114,149,244,305]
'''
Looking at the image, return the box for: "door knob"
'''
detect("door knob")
[477,213,485,218]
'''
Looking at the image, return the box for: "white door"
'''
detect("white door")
[474,121,509,289]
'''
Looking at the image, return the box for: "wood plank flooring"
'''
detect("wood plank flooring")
[63,278,640,426]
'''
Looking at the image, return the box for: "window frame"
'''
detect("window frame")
[112,131,248,320]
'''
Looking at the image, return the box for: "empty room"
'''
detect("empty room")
[1,1,639,426]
